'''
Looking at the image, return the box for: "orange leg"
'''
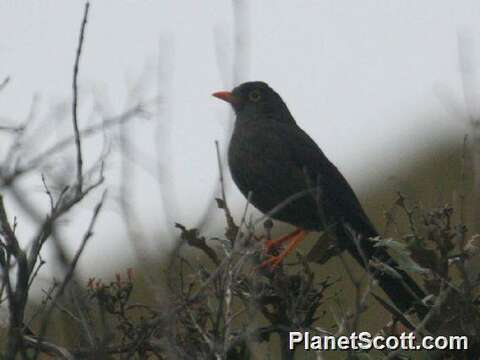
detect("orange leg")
[261,229,308,269]
[264,228,303,252]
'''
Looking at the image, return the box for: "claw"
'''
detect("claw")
[260,229,308,269]
[264,228,302,253]
[261,255,284,269]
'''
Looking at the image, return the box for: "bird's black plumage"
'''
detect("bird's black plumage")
[216,81,426,315]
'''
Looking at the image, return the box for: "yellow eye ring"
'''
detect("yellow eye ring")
[249,90,261,102]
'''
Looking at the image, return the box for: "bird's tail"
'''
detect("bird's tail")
[337,225,428,318]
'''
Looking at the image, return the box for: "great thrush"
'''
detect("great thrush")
[213,81,426,315]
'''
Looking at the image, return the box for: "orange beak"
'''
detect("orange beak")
[212,91,239,105]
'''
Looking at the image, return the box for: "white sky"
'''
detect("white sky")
[0,1,478,284]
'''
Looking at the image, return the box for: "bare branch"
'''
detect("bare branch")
[0,76,10,93]
[34,190,107,354]
[0,195,29,359]
[215,140,238,244]
[23,335,75,360]
[71,2,90,193]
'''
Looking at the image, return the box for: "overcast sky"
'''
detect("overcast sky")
[0,1,478,284]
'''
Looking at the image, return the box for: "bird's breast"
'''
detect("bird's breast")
[228,125,288,188]
[227,123,318,228]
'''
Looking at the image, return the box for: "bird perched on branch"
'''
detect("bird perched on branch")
[212,81,427,316]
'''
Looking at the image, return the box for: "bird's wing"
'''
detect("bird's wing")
[279,124,378,239]
[277,126,427,313]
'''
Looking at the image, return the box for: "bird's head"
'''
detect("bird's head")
[212,81,295,125]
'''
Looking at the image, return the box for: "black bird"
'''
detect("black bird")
[213,81,426,315]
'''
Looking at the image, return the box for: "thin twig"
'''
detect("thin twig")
[23,335,75,360]
[33,190,106,358]
[254,188,317,227]
[215,140,238,244]
[0,195,30,360]
[71,2,90,193]
[385,285,451,359]
[51,191,106,303]
[0,76,10,93]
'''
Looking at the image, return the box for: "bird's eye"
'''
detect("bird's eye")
[248,90,261,102]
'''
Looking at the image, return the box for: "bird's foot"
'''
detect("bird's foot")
[261,253,288,269]
[261,229,308,270]
[264,228,302,253]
